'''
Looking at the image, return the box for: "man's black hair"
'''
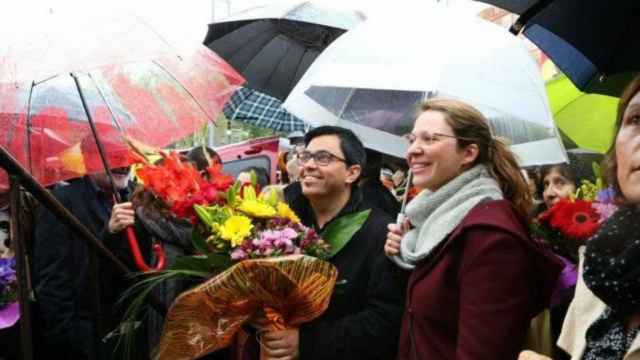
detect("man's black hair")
[304,126,366,168]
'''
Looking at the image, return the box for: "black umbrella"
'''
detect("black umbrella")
[204,1,365,101]
[474,0,639,96]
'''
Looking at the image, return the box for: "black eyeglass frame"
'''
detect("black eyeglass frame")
[297,150,348,166]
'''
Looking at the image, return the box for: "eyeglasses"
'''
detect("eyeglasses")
[297,150,347,166]
[404,132,461,146]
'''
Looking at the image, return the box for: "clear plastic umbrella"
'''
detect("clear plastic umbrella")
[284,3,567,166]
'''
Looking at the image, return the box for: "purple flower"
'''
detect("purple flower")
[596,187,616,203]
[0,258,16,287]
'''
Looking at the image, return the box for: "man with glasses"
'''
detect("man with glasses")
[259,126,406,360]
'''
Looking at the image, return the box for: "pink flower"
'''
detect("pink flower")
[280,227,298,239]
[592,202,618,222]
[274,237,293,249]
[231,248,247,260]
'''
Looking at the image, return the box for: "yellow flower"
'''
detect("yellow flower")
[277,202,300,223]
[238,199,277,218]
[218,215,253,247]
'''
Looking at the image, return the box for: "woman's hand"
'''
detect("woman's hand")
[518,350,553,360]
[108,202,135,234]
[384,218,410,256]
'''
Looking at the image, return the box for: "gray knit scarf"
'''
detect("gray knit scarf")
[391,165,503,269]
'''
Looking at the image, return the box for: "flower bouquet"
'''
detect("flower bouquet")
[531,167,617,263]
[0,257,19,329]
[530,167,617,306]
[123,151,369,360]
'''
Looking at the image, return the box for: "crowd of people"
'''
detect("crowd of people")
[1,76,640,360]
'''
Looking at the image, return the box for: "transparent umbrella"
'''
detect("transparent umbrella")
[0,6,244,271]
[284,3,566,166]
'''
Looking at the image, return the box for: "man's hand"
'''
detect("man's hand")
[261,328,299,360]
[108,202,135,234]
[518,350,553,360]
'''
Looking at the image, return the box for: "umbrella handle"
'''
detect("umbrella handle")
[125,227,166,272]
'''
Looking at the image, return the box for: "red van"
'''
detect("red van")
[215,136,280,184]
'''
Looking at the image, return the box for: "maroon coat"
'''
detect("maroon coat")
[397,200,562,360]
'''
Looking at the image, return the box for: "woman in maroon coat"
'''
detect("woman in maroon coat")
[385,99,562,360]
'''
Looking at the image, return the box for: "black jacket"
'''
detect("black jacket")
[289,188,407,360]
[360,177,401,219]
[32,177,145,359]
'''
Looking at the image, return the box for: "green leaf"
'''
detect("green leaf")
[263,187,279,207]
[226,182,241,207]
[321,209,370,258]
[169,254,233,273]
[191,228,210,254]
[194,204,213,227]
[250,170,257,187]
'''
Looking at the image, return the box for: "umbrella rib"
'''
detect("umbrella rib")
[338,88,358,119]
[288,47,311,98]
[553,93,587,118]
[283,1,311,19]
[87,73,126,133]
[152,59,215,121]
[262,39,299,99]
[25,81,36,174]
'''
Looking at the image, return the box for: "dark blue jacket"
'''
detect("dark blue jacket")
[32,177,143,359]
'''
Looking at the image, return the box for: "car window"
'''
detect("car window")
[222,155,271,182]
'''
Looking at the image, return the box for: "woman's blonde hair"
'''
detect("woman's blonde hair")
[420,99,532,217]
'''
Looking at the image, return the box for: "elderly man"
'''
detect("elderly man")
[32,165,141,360]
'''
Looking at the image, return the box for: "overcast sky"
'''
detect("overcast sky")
[3,0,490,47]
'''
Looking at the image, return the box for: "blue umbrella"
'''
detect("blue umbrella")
[223,87,305,132]
[473,0,638,96]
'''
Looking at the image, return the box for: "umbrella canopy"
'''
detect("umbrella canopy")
[473,0,639,96]
[0,8,244,189]
[284,4,566,166]
[546,75,618,154]
[204,0,365,101]
[223,87,305,132]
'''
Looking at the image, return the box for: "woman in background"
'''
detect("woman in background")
[520,75,640,360]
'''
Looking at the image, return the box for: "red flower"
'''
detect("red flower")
[547,199,600,240]
[206,163,234,191]
[136,151,234,220]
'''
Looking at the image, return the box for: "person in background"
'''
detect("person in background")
[33,165,144,360]
[0,181,38,360]
[523,168,543,211]
[277,151,290,184]
[385,99,562,360]
[538,150,603,213]
[128,184,193,351]
[186,146,222,176]
[359,149,400,218]
[519,74,640,360]
[286,154,301,183]
[236,166,270,190]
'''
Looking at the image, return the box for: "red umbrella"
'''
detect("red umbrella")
[0,8,245,271]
